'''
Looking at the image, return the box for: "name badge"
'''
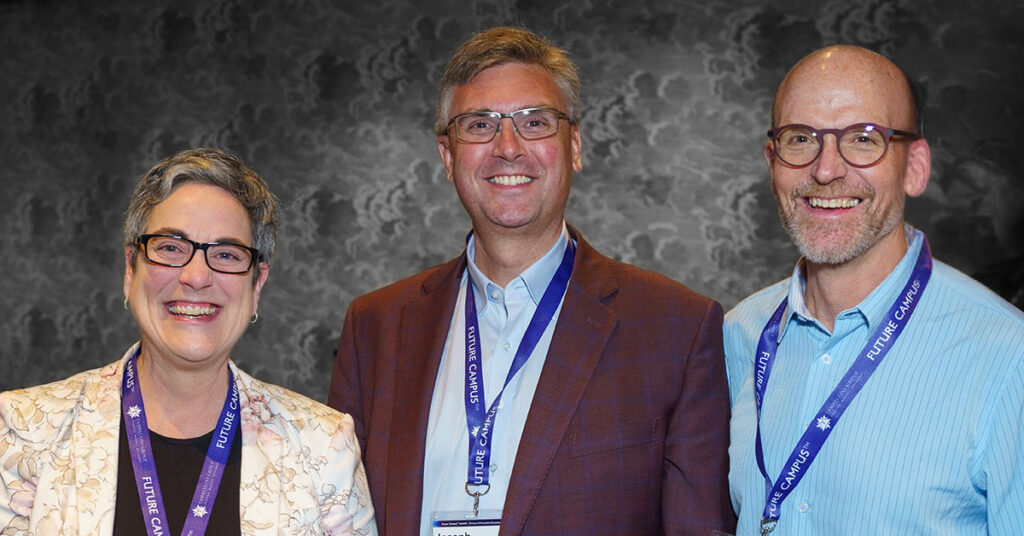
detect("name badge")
[432,510,502,536]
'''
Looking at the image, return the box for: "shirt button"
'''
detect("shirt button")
[502,341,512,351]
[820,353,832,364]
[489,463,498,473]
[798,502,809,513]
[490,290,500,300]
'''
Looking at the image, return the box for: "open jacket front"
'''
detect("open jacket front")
[0,344,377,536]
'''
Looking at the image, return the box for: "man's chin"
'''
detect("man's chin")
[788,228,871,266]
[797,244,864,265]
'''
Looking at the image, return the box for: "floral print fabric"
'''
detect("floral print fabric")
[0,344,377,535]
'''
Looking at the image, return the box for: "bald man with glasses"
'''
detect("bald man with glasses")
[725,45,1024,535]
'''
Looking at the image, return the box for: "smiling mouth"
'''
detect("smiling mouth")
[807,197,861,209]
[168,303,217,319]
[488,175,533,186]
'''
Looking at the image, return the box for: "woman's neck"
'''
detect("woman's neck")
[135,351,231,439]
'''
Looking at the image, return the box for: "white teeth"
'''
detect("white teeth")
[809,197,860,209]
[489,175,532,186]
[169,304,216,316]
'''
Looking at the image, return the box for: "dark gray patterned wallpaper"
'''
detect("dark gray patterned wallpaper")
[2,0,1022,399]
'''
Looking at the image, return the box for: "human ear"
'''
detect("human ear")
[123,246,135,302]
[437,135,456,183]
[903,138,931,197]
[570,125,583,171]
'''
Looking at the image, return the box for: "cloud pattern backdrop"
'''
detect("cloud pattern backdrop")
[2,0,1022,400]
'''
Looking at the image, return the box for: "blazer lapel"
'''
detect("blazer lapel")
[73,358,127,535]
[500,231,619,536]
[235,365,281,536]
[384,255,466,534]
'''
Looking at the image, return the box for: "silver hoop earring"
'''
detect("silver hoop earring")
[123,298,129,310]
[250,312,259,324]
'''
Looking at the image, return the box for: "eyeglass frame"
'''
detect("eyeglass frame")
[767,123,920,169]
[445,107,572,144]
[136,233,261,275]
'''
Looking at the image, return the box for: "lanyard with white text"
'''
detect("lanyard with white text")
[463,234,575,515]
[754,239,932,535]
[122,349,240,536]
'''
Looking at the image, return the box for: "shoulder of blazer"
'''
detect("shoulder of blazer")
[0,359,122,447]
[347,253,468,314]
[567,224,716,315]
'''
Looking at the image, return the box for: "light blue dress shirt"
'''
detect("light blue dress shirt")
[420,225,570,535]
[725,228,1024,535]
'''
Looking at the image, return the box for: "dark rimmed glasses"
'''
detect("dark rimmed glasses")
[137,234,260,274]
[446,107,571,143]
[768,123,919,168]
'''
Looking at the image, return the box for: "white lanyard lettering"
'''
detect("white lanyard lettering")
[463,233,575,515]
[122,350,240,536]
[754,240,931,535]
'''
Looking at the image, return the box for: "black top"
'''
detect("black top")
[113,415,242,536]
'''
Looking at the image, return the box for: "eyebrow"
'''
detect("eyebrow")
[462,104,553,114]
[147,227,251,246]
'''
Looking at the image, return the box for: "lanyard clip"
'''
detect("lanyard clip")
[761,518,777,536]
[465,483,490,517]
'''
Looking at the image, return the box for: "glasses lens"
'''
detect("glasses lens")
[775,126,819,167]
[145,236,192,266]
[455,114,500,142]
[839,125,887,166]
[511,109,560,140]
[206,244,253,273]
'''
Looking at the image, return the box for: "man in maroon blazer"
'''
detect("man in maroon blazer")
[328,27,734,536]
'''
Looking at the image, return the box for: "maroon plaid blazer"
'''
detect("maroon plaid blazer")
[328,226,735,535]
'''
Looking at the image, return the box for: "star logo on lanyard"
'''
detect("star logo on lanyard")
[192,505,208,518]
[815,415,832,431]
[470,425,480,437]
[127,405,142,418]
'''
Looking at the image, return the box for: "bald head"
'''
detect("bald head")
[772,45,919,135]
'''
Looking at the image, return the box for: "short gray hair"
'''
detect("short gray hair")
[435,27,581,136]
[123,147,278,282]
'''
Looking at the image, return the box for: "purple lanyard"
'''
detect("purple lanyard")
[754,240,932,535]
[121,349,240,536]
[463,235,575,495]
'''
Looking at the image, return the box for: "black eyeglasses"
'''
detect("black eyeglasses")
[768,123,919,168]
[446,107,571,143]
[137,234,259,274]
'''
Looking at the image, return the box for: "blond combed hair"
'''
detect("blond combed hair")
[435,27,581,136]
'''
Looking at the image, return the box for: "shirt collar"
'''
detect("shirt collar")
[466,222,571,312]
[779,225,926,343]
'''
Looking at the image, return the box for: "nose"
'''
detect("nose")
[810,133,847,184]
[178,249,215,289]
[491,117,526,161]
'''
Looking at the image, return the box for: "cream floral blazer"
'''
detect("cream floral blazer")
[0,344,377,535]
